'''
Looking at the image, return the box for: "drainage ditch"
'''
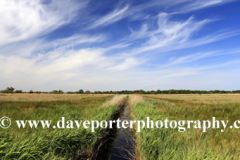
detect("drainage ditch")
[94,104,135,160]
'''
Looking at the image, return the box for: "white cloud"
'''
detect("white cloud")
[165,51,219,67]
[0,0,84,46]
[122,13,214,55]
[106,58,141,71]
[86,0,237,29]
[88,5,129,29]
[178,0,236,13]
[0,33,105,57]
[0,47,239,91]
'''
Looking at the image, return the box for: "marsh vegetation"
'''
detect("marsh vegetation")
[129,94,240,159]
[1,94,240,159]
[0,94,129,159]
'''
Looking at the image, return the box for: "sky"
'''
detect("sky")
[0,0,240,92]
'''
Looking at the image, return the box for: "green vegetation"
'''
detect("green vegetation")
[1,93,240,159]
[1,86,240,94]
[50,90,64,94]
[95,89,240,94]
[129,95,240,160]
[67,89,84,94]
[14,90,23,93]
[84,90,91,94]
[1,87,15,93]
[0,94,128,159]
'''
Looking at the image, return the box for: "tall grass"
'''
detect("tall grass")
[102,95,127,107]
[0,94,126,159]
[129,95,240,160]
[144,94,240,104]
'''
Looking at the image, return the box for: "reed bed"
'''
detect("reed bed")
[144,94,240,104]
[129,94,240,160]
[0,93,112,102]
[0,94,126,159]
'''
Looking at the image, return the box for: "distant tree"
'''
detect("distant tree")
[7,87,15,92]
[50,90,64,94]
[2,86,15,93]
[14,90,22,93]
[67,91,74,94]
[29,90,33,94]
[150,90,155,94]
[139,90,144,94]
[59,90,64,94]
[79,89,84,94]
[8,87,14,92]
[85,90,91,94]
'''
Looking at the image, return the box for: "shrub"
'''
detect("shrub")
[84,90,91,94]
[50,90,64,94]
[2,86,15,93]
[14,90,23,93]
[67,91,75,94]
[79,89,84,94]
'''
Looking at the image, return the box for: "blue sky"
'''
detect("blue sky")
[0,0,240,91]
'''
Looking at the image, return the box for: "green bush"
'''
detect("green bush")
[85,90,91,94]
[50,90,64,94]
[79,89,84,94]
[67,91,75,94]
[1,86,15,93]
[14,90,23,93]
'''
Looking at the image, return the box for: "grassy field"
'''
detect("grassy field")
[129,94,240,159]
[143,94,240,104]
[0,94,128,159]
[0,93,111,101]
[1,93,240,159]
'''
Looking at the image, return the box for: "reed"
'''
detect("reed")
[129,94,240,160]
[0,94,127,159]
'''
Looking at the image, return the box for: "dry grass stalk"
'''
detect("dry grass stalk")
[0,93,112,102]
[144,94,240,104]
[102,95,127,107]
[129,94,144,106]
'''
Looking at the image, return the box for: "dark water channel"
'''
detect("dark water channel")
[96,105,135,160]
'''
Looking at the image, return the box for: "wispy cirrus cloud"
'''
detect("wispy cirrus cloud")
[0,0,85,46]
[118,12,240,58]
[86,0,237,29]
[87,5,129,29]
[178,0,237,13]
[121,13,214,54]
[0,34,105,57]
[164,51,220,67]
[106,58,141,71]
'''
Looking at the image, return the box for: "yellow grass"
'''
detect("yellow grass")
[102,94,127,106]
[129,94,144,105]
[0,93,5,96]
[143,94,240,104]
[143,94,240,155]
[0,93,113,102]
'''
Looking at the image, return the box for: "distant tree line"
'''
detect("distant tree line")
[0,87,23,93]
[85,89,240,94]
[1,87,240,94]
